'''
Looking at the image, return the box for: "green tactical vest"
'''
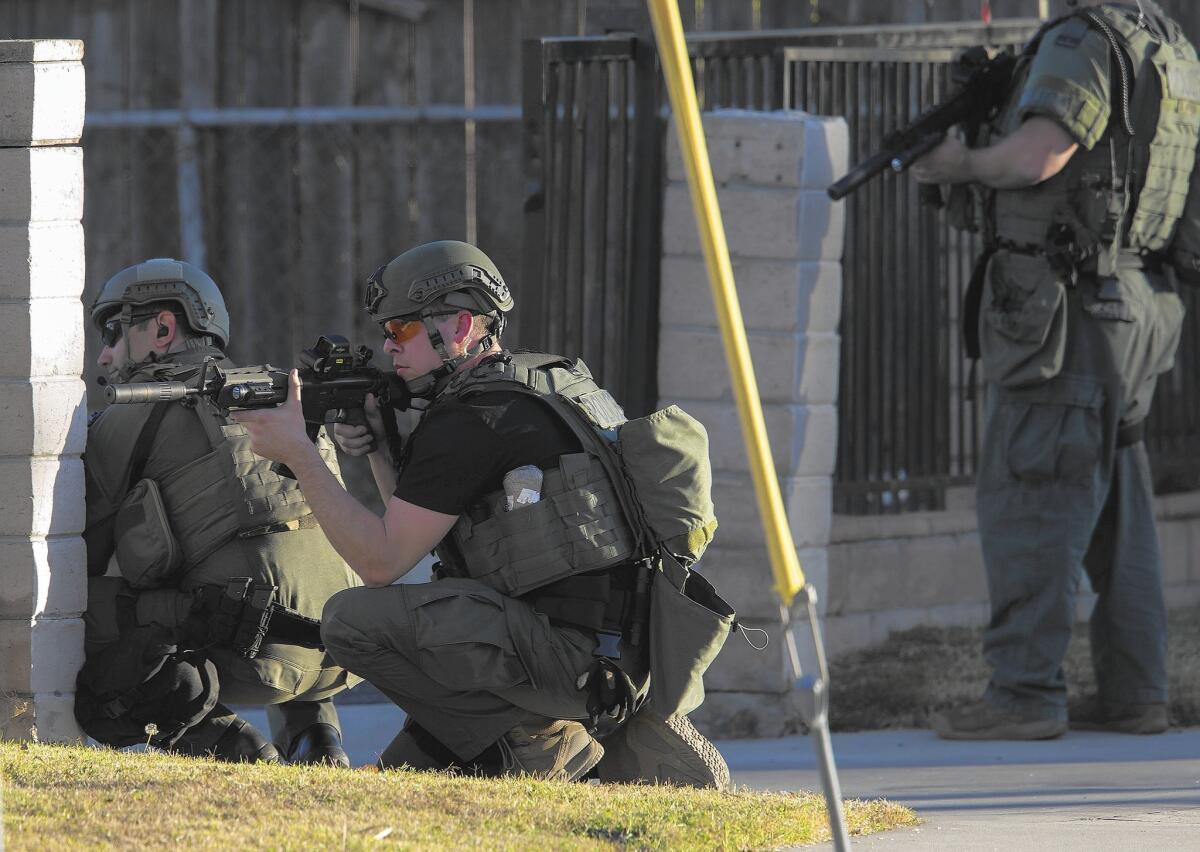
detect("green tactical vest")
[988,3,1200,269]
[427,352,717,601]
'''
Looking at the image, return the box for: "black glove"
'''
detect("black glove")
[576,658,637,730]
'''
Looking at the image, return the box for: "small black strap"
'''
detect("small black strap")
[962,246,996,361]
[1117,419,1145,447]
[128,402,171,485]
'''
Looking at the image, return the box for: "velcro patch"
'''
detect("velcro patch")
[1052,17,1089,50]
[1166,63,1200,103]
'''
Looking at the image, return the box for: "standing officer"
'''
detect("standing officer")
[78,258,362,763]
[913,0,1195,738]
[232,241,728,786]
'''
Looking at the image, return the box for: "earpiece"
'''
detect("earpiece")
[156,322,170,339]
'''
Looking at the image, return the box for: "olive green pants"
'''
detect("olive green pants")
[977,269,1182,718]
[321,578,602,761]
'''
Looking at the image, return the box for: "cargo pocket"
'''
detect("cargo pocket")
[645,552,735,720]
[1000,377,1103,488]
[1149,288,1186,377]
[407,581,531,692]
[114,478,183,589]
[981,251,1068,388]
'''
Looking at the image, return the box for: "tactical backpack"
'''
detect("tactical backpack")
[435,351,734,719]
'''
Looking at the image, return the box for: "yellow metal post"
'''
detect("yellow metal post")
[644,0,805,607]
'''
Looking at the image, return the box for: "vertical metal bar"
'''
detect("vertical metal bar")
[628,34,663,417]
[463,0,477,245]
[520,39,546,351]
[543,60,563,353]
[568,63,587,359]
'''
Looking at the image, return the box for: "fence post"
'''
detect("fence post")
[0,39,88,743]
[658,109,848,737]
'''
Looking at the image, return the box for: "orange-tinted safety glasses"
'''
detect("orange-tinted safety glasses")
[381,317,425,343]
[380,311,458,343]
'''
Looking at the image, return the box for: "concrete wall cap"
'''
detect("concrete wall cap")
[0,40,84,63]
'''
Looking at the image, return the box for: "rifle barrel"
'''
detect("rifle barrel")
[890,132,946,173]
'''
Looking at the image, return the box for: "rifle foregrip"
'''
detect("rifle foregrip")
[890,133,945,174]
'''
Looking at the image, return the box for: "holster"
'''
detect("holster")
[190,577,324,659]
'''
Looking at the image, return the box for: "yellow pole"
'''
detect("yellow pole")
[645,0,805,606]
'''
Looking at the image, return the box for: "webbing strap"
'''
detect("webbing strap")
[128,403,171,485]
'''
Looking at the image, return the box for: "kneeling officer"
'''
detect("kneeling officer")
[233,241,731,786]
[76,258,362,764]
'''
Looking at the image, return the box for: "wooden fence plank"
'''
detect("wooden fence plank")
[293,0,356,359]
[412,0,466,244]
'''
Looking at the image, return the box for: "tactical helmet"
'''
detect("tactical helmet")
[364,241,513,396]
[363,240,513,321]
[90,258,231,348]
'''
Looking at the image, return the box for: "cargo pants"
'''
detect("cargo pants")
[976,262,1184,719]
[321,577,604,761]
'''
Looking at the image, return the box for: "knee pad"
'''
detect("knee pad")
[75,626,219,749]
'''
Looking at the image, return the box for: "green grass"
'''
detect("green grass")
[829,605,1200,731]
[0,742,917,850]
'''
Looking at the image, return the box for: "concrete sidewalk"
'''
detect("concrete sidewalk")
[730,728,1200,851]
[241,704,1200,850]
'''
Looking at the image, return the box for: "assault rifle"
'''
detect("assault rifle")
[105,334,409,476]
[827,46,1017,203]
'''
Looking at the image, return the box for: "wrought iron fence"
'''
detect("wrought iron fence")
[783,45,1001,513]
[520,36,663,417]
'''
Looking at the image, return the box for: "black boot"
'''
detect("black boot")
[286,723,350,768]
[173,715,281,763]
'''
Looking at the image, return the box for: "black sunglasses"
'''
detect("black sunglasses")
[100,318,124,348]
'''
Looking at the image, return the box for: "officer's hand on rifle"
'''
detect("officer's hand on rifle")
[911,133,971,185]
[332,394,386,457]
[231,369,315,468]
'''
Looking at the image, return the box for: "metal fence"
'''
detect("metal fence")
[523,18,1200,514]
[520,36,663,418]
[784,45,1003,513]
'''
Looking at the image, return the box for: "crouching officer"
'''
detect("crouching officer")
[76,258,363,764]
[232,241,731,786]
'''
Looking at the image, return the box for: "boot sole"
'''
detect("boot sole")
[1069,718,1168,735]
[597,715,731,790]
[936,719,1066,741]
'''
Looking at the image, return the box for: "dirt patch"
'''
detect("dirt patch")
[829,606,1200,731]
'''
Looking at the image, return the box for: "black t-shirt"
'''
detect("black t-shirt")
[393,390,582,514]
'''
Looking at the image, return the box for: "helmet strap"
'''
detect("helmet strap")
[405,312,494,399]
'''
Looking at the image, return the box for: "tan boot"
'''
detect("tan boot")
[1069,697,1168,734]
[596,714,730,790]
[496,719,604,782]
[933,700,1066,741]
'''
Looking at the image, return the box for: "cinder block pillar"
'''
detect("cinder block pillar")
[658,109,848,738]
[0,39,87,742]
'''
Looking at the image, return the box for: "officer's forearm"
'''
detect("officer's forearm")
[966,117,1078,189]
[367,449,398,504]
[285,446,399,585]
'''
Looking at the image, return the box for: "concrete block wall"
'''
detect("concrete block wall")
[0,39,87,743]
[822,489,1200,658]
[657,109,849,738]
